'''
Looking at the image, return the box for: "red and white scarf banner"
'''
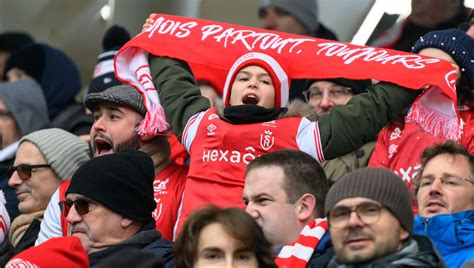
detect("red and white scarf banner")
[115,14,460,139]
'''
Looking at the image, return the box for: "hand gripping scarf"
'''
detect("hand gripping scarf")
[275,218,328,268]
[115,14,460,140]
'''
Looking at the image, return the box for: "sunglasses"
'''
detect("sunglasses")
[7,164,51,180]
[59,198,95,217]
[0,110,12,117]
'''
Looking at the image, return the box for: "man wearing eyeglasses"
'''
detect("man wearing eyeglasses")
[303,78,375,182]
[325,167,444,267]
[414,141,474,268]
[0,79,49,221]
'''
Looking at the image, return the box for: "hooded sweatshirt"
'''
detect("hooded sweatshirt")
[0,78,50,220]
[0,79,50,137]
[4,44,81,119]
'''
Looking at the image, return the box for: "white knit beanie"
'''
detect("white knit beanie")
[20,128,91,180]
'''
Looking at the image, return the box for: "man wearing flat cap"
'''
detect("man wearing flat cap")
[61,150,173,266]
[325,167,444,267]
[38,84,187,244]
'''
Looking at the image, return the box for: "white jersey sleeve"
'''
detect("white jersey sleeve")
[35,188,62,245]
[296,118,325,162]
[182,110,207,152]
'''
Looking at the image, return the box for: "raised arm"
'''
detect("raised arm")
[318,83,419,160]
[148,55,211,140]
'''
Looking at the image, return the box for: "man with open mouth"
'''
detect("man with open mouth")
[36,84,188,244]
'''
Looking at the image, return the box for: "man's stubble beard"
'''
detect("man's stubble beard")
[114,134,141,153]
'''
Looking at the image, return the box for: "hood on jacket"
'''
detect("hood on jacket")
[4,43,81,119]
[0,79,50,136]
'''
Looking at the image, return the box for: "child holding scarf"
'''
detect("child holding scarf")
[116,14,457,234]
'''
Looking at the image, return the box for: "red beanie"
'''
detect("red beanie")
[222,52,290,108]
[6,237,89,268]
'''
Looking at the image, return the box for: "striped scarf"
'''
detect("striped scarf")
[275,218,328,268]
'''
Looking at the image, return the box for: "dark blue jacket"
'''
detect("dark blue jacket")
[275,231,334,268]
[90,228,174,267]
[307,232,335,267]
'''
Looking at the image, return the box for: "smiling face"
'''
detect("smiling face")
[8,142,60,213]
[90,102,143,157]
[229,65,276,109]
[329,197,409,264]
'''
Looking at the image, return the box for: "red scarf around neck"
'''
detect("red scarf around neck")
[115,14,460,139]
[275,218,328,268]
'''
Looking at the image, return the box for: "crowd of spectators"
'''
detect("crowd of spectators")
[0,0,472,267]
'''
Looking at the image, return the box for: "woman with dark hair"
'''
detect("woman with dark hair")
[175,206,277,268]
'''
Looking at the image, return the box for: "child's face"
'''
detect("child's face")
[229,65,276,109]
[418,48,460,82]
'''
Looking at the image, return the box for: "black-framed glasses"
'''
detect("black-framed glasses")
[6,164,51,180]
[328,202,383,228]
[416,175,474,190]
[59,198,95,217]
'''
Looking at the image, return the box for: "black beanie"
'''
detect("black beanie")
[3,43,44,83]
[0,32,34,52]
[67,150,156,223]
[325,167,413,232]
[102,25,131,51]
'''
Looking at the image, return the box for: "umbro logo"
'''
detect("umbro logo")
[207,124,217,136]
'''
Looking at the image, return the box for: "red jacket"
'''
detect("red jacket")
[369,109,473,213]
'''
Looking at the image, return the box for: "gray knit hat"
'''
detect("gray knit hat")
[20,128,91,180]
[84,85,146,116]
[325,167,413,232]
[259,0,319,33]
